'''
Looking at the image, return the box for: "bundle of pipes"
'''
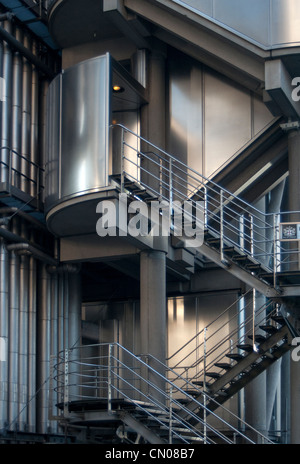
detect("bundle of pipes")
[0,13,52,198]
[0,214,82,435]
[0,13,82,438]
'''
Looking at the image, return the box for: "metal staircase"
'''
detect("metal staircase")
[51,343,274,444]
[110,124,300,298]
[167,291,294,425]
[50,124,300,444]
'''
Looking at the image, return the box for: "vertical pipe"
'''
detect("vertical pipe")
[8,218,20,430]
[39,79,49,203]
[28,248,37,433]
[67,271,81,403]
[58,271,65,356]
[68,271,81,350]
[64,272,69,351]
[37,262,51,434]
[0,235,9,432]
[30,39,39,198]
[50,270,58,432]
[18,221,29,431]
[1,20,12,184]
[11,26,23,189]
[21,33,32,194]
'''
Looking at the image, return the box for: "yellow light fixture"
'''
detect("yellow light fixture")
[113,85,125,93]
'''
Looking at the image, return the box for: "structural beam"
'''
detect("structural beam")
[265,59,300,119]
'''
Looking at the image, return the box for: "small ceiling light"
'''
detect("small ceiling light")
[113,85,125,93]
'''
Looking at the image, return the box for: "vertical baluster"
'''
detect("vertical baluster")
[120,127,125,194]
[220,190,224,261]
[169,386,173,444]
[108,343,112,412]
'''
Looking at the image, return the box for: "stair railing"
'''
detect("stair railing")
[111,124,300,284]
[0,146,44,201]
[166,291,282,392]
[53,342,273,444]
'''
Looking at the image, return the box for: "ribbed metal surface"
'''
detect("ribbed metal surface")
[0,16,79,438]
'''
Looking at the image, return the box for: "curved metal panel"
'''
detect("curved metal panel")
[60,56,110,198]
[45,54,111,213]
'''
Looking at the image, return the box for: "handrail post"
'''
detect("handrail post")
[250,214,254,257]
[120,127,125,193]
[220,190,224,261]
[273,213,277,287]
[204,186,207,228]
[169,386,173,444]
[64,349,69,418]
[169,158,173,209]
[203,327,207,443]
[108,343,112,412]
[8,148,12,192]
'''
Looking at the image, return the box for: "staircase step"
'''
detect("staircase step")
[214,362,232,370]
[206,237,221,246]
[259,324,278,334]
[248,334,266,343]
[183,390,202,397]
[245,263,262,273]
[232,254,249,262]
[225,353,244,361]
[236,344,253,352]
[205,372,221,379]
[271,315,285,325]
[192,380,204,387]
[222,246,235,257]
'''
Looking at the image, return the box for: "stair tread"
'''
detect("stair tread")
[205,372,221,379]
[271,315,285,325]
[225,353,244,360]
[259,324,278,333]
[192,381,204,386]
[237,343,253,352]
[248,334,266,342]
[214,362,231,370]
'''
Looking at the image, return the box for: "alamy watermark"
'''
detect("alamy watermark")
[291,337,300,362]
[96,194,204,248]
[292,77,300,102]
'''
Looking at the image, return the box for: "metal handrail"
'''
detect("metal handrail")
[112,124,300,281]
[52,342,274,444]
[0,146,45,199]
[165,289,279,391]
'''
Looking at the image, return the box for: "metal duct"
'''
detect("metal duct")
[0,22,55,79]
[50,270,58,433]
[18,222,29,431]
[21,33,32,194]
[0,238,9,431]
[11,26,23,189]
[1,20,12,184]
[30,39,39,198]
[6,243,57,266]
[36,262,51,434]
[8,218,20,430]
[28,247,37,433]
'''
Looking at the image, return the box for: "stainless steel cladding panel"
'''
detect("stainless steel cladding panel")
[60,56,110,198]
[45,54,111,212]
[213,0,269,46]
[271,0,300,46]
[204,70,251,177]
[46,73,60,208]
[176,0,300,48]
[168,56,273,178]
